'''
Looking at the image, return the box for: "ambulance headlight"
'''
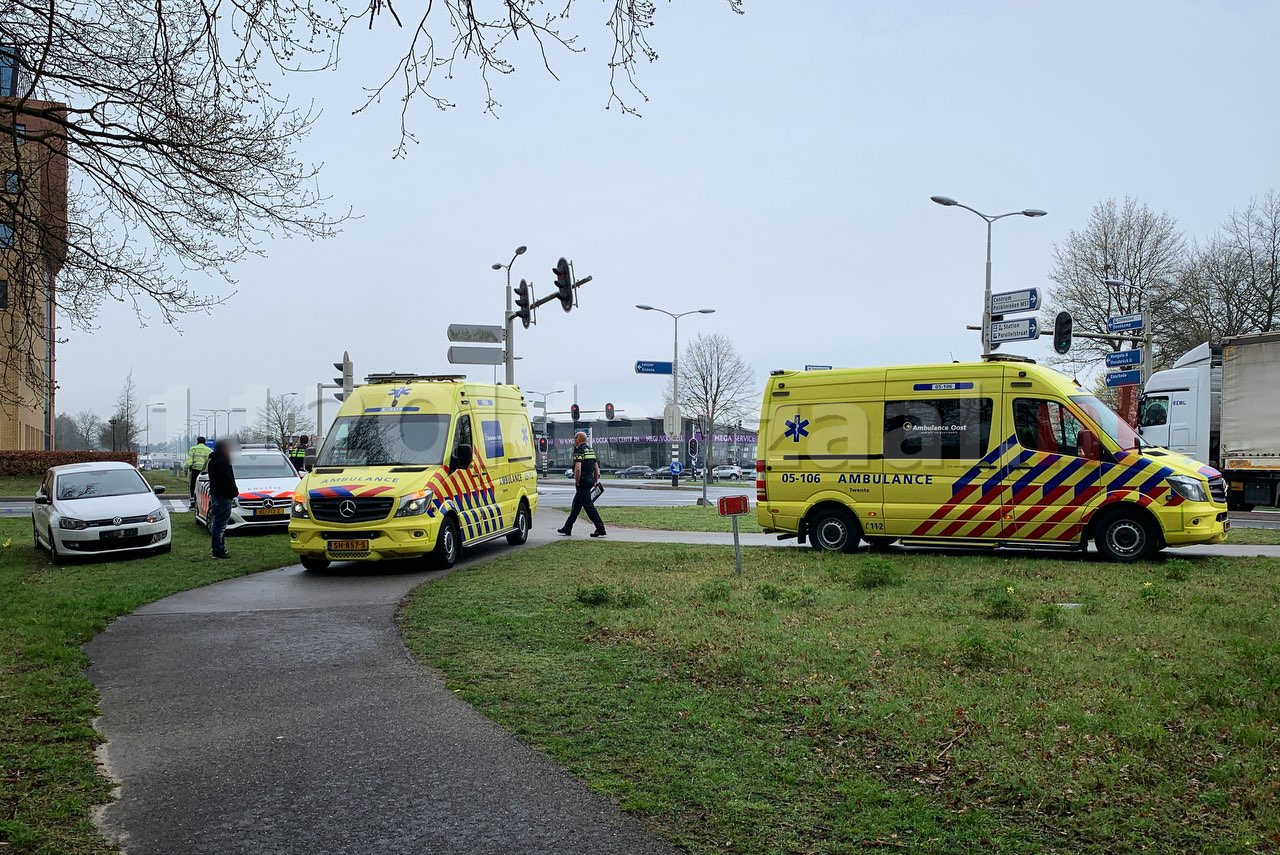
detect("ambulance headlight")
[291,492,310,519]
[396,489,434,518]
[1167,475,1208,503]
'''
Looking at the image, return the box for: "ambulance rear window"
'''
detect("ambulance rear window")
[883,398,993,460]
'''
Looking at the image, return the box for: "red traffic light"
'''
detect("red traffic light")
[605,403,615,420]
[570,404,581,422]
[537,436,548,454]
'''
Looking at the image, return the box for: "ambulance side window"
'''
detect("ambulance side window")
[883,398,994,460]
[1013,399,1085,456]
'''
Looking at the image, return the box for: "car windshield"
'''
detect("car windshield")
[56,468,151,500]
[317,414,451,467]
[1071,395,1148,450]
[234,453,298,478]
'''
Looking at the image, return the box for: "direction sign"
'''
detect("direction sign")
[447,345,504,366]
[988,317,1039,344]
[663,403,682,438]
[990,287,1040,315]
[1105,348,1143,368]
[1105,369,1143,388]
[447,324,504,344]
[1107,313,1145,333]
[635,360,674,375]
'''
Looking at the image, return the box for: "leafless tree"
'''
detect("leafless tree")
[252,394,314,450]
[1046,197,1186,371]
[1219,191,1280,333]
[71,408,102,450]
[668,333,755,468]
[96,371,140,451]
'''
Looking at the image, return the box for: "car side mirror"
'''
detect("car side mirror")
[34,494,50,505]
[153,485,166,495]
[1078,429,1101,461]
[450,443,473,471]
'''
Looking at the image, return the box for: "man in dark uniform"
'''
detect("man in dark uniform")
[558,431,606,537]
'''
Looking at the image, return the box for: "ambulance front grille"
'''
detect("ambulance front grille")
[1208,477,1227,504]
[311,497,395,523]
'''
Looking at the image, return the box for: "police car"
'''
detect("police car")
[194,444,300,531]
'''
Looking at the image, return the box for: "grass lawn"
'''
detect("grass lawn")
[1226,526,1280,545]
[403,543,1280,854]
[0,471,189,498]
[0,516,296,853]
[586,505,765,534]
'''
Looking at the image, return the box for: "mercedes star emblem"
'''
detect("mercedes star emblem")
[262,498,274,509]
[338,499,358,519]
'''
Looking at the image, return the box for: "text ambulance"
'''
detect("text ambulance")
[289,375,538,572]
[757,359,1228,562]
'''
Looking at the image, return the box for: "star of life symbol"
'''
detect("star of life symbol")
[389,386,411,406]
[520,424,529,444]
[784,414,809,443]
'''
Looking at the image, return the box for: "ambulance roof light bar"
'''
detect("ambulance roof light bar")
[981,354,1037,364]
[363,373,467,384]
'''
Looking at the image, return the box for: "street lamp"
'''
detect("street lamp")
[108,417,119,452]
[931,195,1047,357]
[525,388,563,472]
[145,402,166,457]
[636,305,716,486]
[200,407,247,438]
[492,245,528,385]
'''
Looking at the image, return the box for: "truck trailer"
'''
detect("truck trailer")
[1140,331,1280,511]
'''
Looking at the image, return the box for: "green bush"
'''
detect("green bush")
[854,557,904,589]
[984,585,1027,620]
[575,584,613,606]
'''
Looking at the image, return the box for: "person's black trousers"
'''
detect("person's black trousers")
[188,468,200,498]
[563,486,605,533]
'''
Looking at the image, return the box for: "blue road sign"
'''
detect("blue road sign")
[670,460,683,476]
[635,360,674,375]
[1107,313,1145,333]
[988,317,1039,344]
[1105,369,1143,388]
[1105,349,1143,368]
[990,287,1040,315]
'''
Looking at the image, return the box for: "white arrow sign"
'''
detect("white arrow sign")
[990,287,1040,315]
[988,317,1039,344]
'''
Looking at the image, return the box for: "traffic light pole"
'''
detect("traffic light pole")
[503,272,592,386]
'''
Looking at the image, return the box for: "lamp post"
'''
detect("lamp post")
[200,407,247,438]
[525,389,563,472]
[145,402,166,458]
[108,417,119,452]
[636,305,716,486]
[492,245,528,385]
[930,195,1047,357]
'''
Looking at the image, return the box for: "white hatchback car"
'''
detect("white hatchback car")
[32,462,171,563]
[194,445,301,531]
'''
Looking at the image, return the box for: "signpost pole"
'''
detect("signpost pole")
[671,316,681,487]
[504,280,515,385]
[733,515,742,576]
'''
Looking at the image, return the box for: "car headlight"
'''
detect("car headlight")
[291,492,311,519]
[395,489,434,518]
[1167,475,1209,503]
[59,516,89,530]
[146,508,167,524]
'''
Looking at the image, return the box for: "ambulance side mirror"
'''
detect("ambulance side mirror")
[1078,429,1101,461]
[451,443,473,471]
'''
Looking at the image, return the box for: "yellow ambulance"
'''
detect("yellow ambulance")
[289,374,538,572]
[756,358,1228,562]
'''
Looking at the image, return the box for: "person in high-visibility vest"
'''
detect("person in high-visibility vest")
[288,435,309,473]
[186,436,212,499]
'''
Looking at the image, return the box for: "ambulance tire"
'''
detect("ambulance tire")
[507,502,531,545]
[433,517,461,569]
[300,556,331,573]
[1092,509,1158,563]
[806,507,861,554]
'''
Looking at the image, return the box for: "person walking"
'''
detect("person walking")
[558,431,606,537]
[205,438,239,559]
[185,436,212,500]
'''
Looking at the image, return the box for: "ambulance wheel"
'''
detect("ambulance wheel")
[300,556,331,573]
[1093,509,1158,562]
[433,518,461,569]
[807,507,860,553]
[507,502,531,546]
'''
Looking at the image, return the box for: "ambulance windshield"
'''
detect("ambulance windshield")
[1071,395,1148,450]
[317,414,451,467]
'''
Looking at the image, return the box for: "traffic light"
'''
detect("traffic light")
[332,351,354,401]
[514,279,533,329]
[1053,310,1073,355]
[538,436,548,454]
[553,257,574,312]
[605,402,615,421]
[570,403,581,422]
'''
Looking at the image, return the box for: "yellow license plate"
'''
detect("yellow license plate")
[327,540,370,552]
[254,507,286,516]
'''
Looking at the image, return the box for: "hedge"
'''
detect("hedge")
[0,451,139,477]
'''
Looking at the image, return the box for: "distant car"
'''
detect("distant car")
[712,465,744,480]
[565,468,575,479]
[616,465,655,479]
[31,462,171,563]
[194,445,300,531]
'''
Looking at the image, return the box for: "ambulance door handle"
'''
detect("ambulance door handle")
[1009,465,1034,471]
[977,464,999,470]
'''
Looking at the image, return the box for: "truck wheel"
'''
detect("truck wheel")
[507,502,531,546]
[300,556,331,573]
[434,518,461,569]
[807,508,860,553]
[1093,509,1158,562]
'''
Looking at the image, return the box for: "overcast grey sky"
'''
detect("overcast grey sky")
[61,0,1280,441]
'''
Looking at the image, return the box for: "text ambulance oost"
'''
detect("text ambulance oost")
[289,376,538,572]
[756,360,1228,562]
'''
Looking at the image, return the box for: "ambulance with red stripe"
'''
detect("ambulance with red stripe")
[756,358,1228,562]
[289,374,538,572]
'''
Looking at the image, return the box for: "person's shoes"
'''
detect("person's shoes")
[590,530,608,538]
[557,528,572,536]
[213,552,230,559]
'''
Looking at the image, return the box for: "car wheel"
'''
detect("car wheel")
[434,517,461,569]
[47,527,66,565]
[807,508,860,553]
[507,502,531,546]
[300,556,331,573]
[1093,509,1158,562]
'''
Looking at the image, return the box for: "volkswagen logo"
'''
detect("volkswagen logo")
[338,499,358,519]
[112,516,122,526]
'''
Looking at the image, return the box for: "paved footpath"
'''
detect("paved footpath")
[86,525,1280,854]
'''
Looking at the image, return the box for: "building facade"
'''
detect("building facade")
[0,49,67,450]
[541,417,758,472]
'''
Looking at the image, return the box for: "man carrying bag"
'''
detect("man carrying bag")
[558,431,607,538]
